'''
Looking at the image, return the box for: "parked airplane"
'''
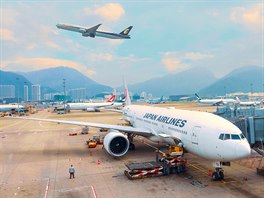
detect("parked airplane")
[0,104,25,112]
[67,95,116,112]
[236,97,262,107]
[147,96,164,104]
[195,93,236,106]
[56,23,133,39]
[7,83,251,180]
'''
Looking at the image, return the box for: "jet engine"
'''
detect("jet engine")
[82,32,95,37]
[103,130,129,157]
[86,108,100,112]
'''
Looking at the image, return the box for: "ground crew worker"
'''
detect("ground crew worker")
[69,165,75,179]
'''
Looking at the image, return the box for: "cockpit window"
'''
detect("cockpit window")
[224,134,230,140]
[219,134,224,140]
[231,134,240,140]
[240,133,246,139]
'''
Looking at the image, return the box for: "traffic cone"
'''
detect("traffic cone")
[98,160,100,165]
[208,170,212,176]
[89,151,93,156]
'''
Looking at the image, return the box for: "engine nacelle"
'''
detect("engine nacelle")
[82,32,95,37]
[103,130,129,157]
[86,107,96,112]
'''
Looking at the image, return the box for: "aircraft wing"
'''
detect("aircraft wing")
[85,24,101,33]
[214,100,224,106]
[56,23,101,34]
[6,116,153,137]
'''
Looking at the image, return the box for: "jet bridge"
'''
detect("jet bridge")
[215,106,264,147]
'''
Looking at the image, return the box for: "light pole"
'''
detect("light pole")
[224,86,226,97]
[63,79,66,112]
[16,77,20,111]
[250,83,253,100]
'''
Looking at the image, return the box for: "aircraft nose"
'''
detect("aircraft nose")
[235,142,251,159]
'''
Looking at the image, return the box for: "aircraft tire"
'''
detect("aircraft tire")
[219,171,224,180]
[212,172,219,181]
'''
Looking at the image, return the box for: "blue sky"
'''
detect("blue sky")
[1,1,263,87]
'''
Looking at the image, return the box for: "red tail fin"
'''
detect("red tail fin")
[107,95,115,102]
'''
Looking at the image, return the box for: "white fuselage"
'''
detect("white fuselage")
[198,98,237,106]
[67,102,113,111]
[0,104,25,112]
[123,105,251,161]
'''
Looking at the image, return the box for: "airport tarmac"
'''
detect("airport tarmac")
[0,102,263,198]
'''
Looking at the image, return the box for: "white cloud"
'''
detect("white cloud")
[162,52,188,73]
[88,53,113,62]
[2,9,19,26]
[230,3,263,30]
[185,52,213,60]
[0,28,16,41]
[84,3,125,21]
[2,58,96,77]
[45,41,60,49]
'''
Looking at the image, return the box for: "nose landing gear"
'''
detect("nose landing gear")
[212,167,224,181]
[211,161,227,181]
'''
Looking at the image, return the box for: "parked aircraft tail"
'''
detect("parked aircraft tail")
[120,26,133,35]
[124,80,131,106]
[236,97,241,104]
[195,93,201,100]
[107,95,116,103]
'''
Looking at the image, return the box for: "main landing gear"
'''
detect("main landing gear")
[128,133,136,150]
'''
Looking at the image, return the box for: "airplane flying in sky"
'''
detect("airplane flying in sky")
[8,85,251,180]
[67,95,116,112]
[56,23,133,39]
[195,93,236,106]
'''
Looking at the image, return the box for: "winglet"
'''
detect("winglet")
[120,26,133,35]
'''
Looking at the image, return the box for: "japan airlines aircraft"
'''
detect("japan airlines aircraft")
[195,93,236,106]
[56,23,133,39]
[67,95,116,112]
[7,85,251,180]
[236,97,261,107]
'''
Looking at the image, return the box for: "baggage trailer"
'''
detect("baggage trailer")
[124,156,187,180]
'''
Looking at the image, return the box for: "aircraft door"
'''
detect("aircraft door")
[191,126,201,146]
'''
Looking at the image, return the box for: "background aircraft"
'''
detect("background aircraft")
[56,23,133,39]
[236,97,262,107]
[8,84,251,180]
[147,96,164,104]
[67,95,116,112]
[0,104,25,112]
[195,93,236,106]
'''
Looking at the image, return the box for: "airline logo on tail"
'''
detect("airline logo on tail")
[120,26,133,35]
[107,95,116,103]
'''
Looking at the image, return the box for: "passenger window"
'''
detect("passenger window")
[240,133,246,139]
[219,134,224,140]
[231,134,240,140]
[224,134,230,140]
